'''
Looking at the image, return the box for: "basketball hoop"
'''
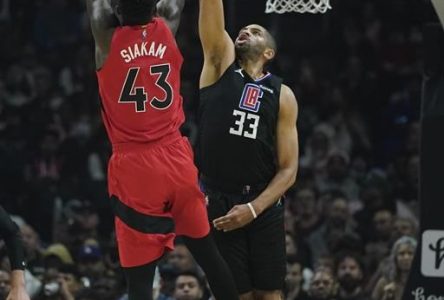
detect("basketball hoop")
[265,0,331,14]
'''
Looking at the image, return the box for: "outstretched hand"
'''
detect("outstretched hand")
[213,204,256,232]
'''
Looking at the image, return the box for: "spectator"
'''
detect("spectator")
[43,243,74,270]
[285,256,310,300]
[316,149,360,202]
[308,268,336,300]
[292,187,322,237]
[335,253,368,300]
[165,241,197,273]
[391,217,416,243]
[21,223,45,276]
[372,236,417,300]
[0,269,11,299]
[173,271,205,300]
[76,242,106,286]
[308,194,359,264]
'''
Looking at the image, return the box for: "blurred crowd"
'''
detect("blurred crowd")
[0,0,436,299]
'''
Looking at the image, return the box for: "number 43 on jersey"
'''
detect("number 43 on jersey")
[119,64,173,112]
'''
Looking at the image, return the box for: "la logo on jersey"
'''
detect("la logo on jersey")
[239,83,263,113]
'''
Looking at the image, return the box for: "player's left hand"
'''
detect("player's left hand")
[213,204,255,232]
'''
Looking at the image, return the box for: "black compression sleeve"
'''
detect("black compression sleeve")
[0,206,26,270]
[122,260,158,300]
[183,234,238,300]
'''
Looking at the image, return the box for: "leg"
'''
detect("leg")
[183,234,239,300]
[122,260,158,300]
[254,290,283,300]
[167,139,238,299]
[204,189,254,297]
[249,204,286,296]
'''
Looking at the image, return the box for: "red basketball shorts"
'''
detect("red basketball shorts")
[107,133,210,267]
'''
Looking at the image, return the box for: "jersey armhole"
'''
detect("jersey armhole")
[199,61,236,94]
[274,76,284,116]
[97,27,120,73]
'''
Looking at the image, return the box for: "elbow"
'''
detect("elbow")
[170,4,184,20]
[284,167,297,190]
[159,0,184,22]
[165,9,179,24]
[288,171,297,188]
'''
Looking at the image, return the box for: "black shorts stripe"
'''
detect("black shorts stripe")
[110,195,174,234]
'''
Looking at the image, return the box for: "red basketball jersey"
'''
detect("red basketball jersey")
[97,18,185,145]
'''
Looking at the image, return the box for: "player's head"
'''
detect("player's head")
[235,24,277,66]
[113,0,157,26]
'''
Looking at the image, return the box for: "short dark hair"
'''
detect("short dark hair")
[175,270,205,289]
[119,0,157,26]
[286,255,303,267]
[334,252,366,276]
[262,27,277,69]
[264,29,277,54]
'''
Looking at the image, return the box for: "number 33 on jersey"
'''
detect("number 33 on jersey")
[229,84,263,139]
[196,64,283,184]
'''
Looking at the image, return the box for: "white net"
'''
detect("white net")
[265,0,331,14]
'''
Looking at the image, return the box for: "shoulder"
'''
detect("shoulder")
[200,62,237,91]
[279,84,298,115]
[280,84,296,101]
[154,17,168,28]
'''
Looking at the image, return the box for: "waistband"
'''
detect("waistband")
[112,132,182,153]
[200,174,269,195]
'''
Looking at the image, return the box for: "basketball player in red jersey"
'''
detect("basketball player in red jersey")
[85,1,238,299]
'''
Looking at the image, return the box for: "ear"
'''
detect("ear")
[264,48,275,61]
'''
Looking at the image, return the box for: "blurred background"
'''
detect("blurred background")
[0,0,440,299]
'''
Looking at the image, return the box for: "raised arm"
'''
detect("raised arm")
[199,0,235,88]
[85,0,118,69]
[156,0,185,36]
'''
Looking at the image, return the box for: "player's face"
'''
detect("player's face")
[235,25,266,45]
[235,24,272,60]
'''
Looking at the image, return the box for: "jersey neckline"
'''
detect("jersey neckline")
[236,68,271,82]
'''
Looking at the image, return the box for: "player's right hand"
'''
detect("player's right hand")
[213,204,255,231]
